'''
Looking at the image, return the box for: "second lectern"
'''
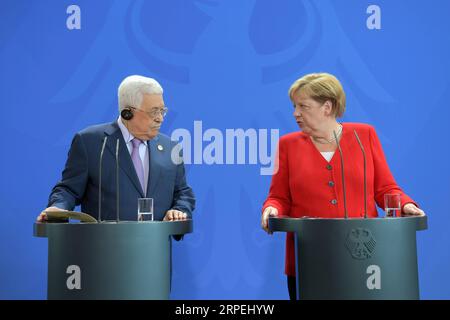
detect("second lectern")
[269,216,427,300]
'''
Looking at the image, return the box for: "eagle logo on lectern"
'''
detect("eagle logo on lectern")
[345,228,376,260]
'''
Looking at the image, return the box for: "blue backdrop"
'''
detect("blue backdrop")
[1,0,449,299]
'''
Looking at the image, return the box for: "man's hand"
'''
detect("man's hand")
[36,206,67,222]
[402,203,425,216]
[163,209,188,221]
[261,206,279,233]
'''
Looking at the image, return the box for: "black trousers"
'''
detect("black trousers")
[287,276,297,300]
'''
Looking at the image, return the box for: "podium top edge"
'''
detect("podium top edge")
[33,219,193,238]
[268,215,428,232]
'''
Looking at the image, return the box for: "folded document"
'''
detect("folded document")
[44,210,97,223]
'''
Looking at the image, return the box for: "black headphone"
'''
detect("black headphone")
[121,107,134,121]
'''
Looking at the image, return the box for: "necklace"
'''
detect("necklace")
[311,124,343,144]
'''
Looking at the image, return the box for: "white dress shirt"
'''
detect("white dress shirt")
[117,117,149,194]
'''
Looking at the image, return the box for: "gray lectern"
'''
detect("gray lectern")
[269,216,427,300]
[34,220,193,300]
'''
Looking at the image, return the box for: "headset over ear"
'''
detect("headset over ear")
[121,107,134,121]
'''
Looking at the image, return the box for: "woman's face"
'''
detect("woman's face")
[292,90,331,135]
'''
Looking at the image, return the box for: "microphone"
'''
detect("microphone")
[115,138,120,223]
[98,136,108,223]
[353,130,367,219]
[333,130,348,219]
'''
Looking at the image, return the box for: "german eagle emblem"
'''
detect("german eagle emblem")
[345,228,376,260]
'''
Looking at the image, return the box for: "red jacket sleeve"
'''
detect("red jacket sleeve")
[369,126,418,211]
[262,138,292,216]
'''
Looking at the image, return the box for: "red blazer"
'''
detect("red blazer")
[262,123,417,276]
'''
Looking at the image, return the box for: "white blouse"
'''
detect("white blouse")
[320,151,335,162]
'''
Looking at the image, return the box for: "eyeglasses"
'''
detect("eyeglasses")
[132,106,168,118]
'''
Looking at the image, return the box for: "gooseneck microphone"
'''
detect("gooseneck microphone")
[115,138,120,223]
[333,130,348,219]
[353,130,367,219]
[98,136,108,223]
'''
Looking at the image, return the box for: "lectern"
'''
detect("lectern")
[34,220,193,299]
[269,216,427,300]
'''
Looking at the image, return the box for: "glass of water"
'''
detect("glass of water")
[384,193,401,217]
[138,198,154,222]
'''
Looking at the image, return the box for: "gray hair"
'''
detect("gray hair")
[118,75,163,112]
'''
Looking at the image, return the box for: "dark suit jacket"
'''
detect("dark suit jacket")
[48,121,195,222]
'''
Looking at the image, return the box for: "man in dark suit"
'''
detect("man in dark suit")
[37,75,195,223]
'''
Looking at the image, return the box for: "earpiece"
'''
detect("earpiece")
[121,107,134,121]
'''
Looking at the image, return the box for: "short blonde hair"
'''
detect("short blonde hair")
[288,73,346,118]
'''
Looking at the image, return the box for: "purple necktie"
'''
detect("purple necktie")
[131,138,145,193]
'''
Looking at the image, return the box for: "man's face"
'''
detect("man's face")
[127,94,165,140]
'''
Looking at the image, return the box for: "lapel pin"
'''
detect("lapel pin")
[157,144,164,151]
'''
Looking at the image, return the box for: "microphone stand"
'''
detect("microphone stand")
[98,136,108,223]
[354,130,367,219]
[334,130,348,219]
[115,138,120,223]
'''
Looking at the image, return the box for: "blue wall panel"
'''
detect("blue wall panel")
[0,0,449,299]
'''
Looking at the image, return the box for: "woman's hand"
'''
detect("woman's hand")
[261,206,279,233]
[402,203,425,216]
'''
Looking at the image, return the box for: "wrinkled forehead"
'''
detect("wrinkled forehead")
[141,94,165,110]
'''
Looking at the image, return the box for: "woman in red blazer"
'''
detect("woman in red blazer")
[261,73,425,300]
